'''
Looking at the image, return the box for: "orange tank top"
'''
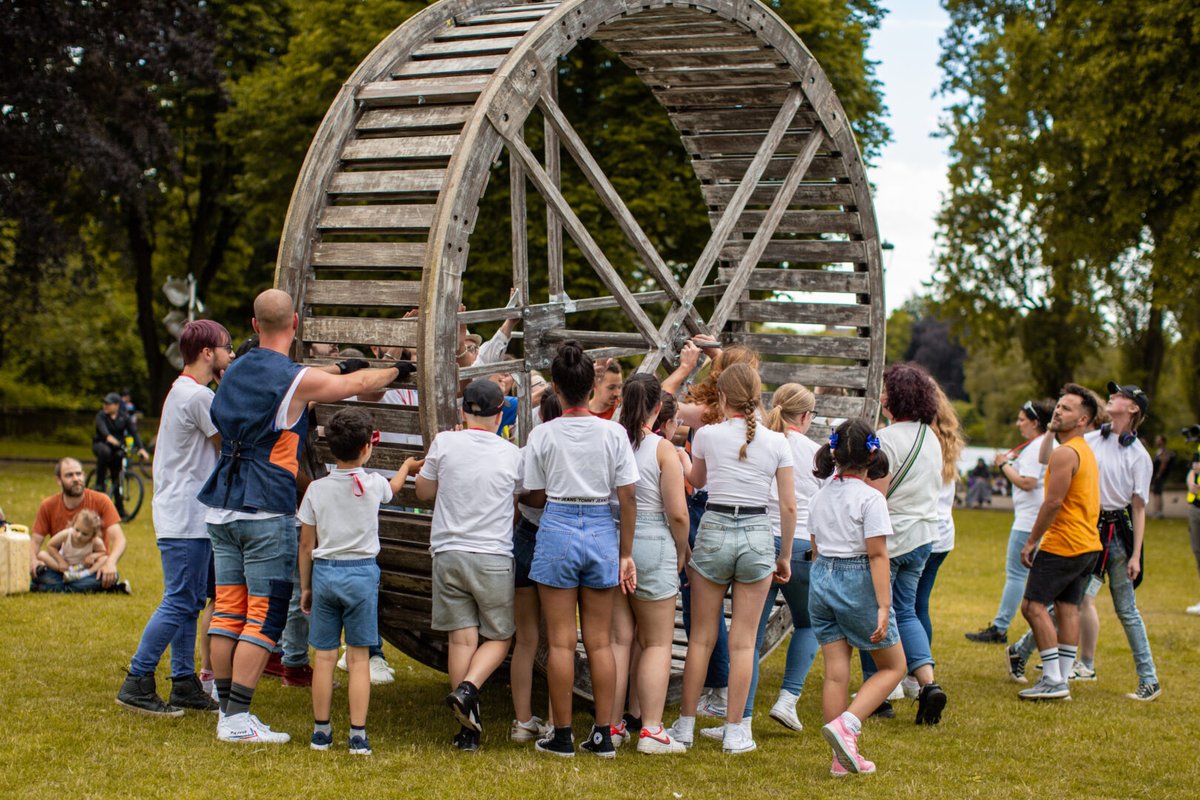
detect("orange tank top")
[1040,436,1101,557]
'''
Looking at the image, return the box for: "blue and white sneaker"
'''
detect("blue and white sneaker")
[311,729,333,751]
[349,734,372,755]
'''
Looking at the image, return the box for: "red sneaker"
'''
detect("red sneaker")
[281,664,313,687]
[263,652,286,678]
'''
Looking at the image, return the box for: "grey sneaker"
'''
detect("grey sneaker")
[1126,682,1162,701]
[1068,662,1097,681]
[1018,677,1071,701]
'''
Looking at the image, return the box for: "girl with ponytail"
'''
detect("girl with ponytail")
[668,363,795,754]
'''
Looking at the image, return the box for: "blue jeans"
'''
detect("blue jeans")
[1101,538,1158,684]
[681,491,728,689]
[129,538,212,678]
[915,550,949,646]
[276,542,310,667]
[992,527,1031,632]
[862,542,934,678]
[31,568,116,593]
[744,539,819,716]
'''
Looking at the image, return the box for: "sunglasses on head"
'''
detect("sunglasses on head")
[1022,401,1037,419]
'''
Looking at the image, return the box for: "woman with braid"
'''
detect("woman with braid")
[668,364,795,754]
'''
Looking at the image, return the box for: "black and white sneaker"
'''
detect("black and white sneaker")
[915,683,947,725]
[446,681,482,732]
[453,726,481,752]
[869,700,895,719]
[581,725,616,759]
[1006,645,1028,684]
[535,731,575,758]
[1126,682,1162,702]
[965,624,1007,644]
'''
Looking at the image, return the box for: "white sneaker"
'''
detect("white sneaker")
[636,725,686,754]
[700,716,752,741]
[665,718,694,749]
[217,712,290,744]
[697,687,727,718]
[721,722,757,754]
[901,676,921,700]
[768,690,803,731]
[510,716,553,743]
[369,655,395,685]
[610,720,628,748]
[887,681,905,701]
[336,648,348,672]
[1186,601,1200,616]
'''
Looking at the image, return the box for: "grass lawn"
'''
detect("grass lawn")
[2,459,1199,799]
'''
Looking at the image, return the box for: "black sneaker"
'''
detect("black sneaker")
[581,725,616,759]
[915,683,947,725]
[116,674,184,718]
[453,726,481,752]
[868,700,894,719]
[622,713,642,738]
[169,674,220,712]
[535,729,575,758]
[446,681,481,732]
[965,624,1007,644]
[1007,645,1028,684]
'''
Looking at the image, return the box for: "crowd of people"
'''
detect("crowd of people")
[17,287,1184,776]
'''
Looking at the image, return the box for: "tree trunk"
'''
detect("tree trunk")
[125,203,164,408]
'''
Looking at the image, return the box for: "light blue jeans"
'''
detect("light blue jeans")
[862,542,934,678]
[744,539,818,717]
[1100,538,1158,684]
[992,527,1032,632]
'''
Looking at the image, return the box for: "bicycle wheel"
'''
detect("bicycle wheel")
[121,472,145,522]
[84,468,99,490]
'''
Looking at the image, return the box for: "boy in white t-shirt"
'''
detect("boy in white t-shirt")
[298,407,422,756]
[415,379,523,752]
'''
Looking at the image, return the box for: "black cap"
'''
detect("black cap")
[103,392,122,405]
[462,379,504,417]
[1106,381,1149,415]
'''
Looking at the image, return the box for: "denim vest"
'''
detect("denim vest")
[198,348,307,514]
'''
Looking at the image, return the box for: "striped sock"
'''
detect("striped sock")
[215,678,232,715]
[1058,645,1078,678]
[226,681,255,717]
[1039,648,1060,683]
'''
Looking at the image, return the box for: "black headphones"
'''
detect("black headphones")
[1100,423,1137,448]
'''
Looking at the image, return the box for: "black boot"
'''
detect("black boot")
[169,673,220,712]
[116,673,184,717]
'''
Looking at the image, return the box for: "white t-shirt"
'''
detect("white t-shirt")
[522,416,638,499]
[152,375,219,539]
[808,477,893,558]
[419,429,522,555]
[1011,433,1050,530]
[692,419,793,507]
[1084,429,1153,511]
[297,467,392,559]
[632,432,666,513]
[768,431,823,540]
[934,479,956,553]
[878,421,943,557]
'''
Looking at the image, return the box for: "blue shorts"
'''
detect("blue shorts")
[208,515,297,648]
[513,517,538,589]
[529,502,618,590]
[309,558,380,650]
[689,510,775,585]
[809,555,900,651]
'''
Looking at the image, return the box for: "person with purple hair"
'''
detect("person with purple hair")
[116,319,235,717]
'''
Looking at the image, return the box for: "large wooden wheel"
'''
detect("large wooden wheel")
[277,0,885,701]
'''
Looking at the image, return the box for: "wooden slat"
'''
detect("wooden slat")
[457,9,554,25]
[312,401,421,436]
[655,86,792,108]
[357,75,491,106]
[733,300,870,327]
[716,210,860,235]
[758,361,869,390]
[411,35,525,59]
[542,329,648,349]
[599,21,743,38]
[357,106,473,133]
[641,68,791,88]
[701,183,855,207]
[684,132,825,157]
[317,205,436,232]
[392,54,507,78]
[313,439,424,471]
[692,155,848,182]
[434,20,540,39]
[620,49,776,69]
[304,316,420,348]
[726,331,871,360]
[305,279,422,307]
[813,394,868,418]
[597,33,762,51]
[379,509,433,543]
[671,107,820,132]
[717,267,869,293]
[341,136,459,162]
[327,170,445,196]
[311,242,426,269]
[719,239,867,264]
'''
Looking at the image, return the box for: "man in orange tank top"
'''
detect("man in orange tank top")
[1017,384,1101,701]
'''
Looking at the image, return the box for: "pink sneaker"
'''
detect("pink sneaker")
[831,755,850,777]
[820,717,876,774]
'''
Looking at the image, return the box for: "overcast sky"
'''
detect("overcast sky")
[864,1,952,312]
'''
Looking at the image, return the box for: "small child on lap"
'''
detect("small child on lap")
[38,510,113,585]
[416,379,523,752]
[298,407,422,755]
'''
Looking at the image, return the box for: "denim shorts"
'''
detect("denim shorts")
[513,517,538,590]
[208,515,297,648]
[432,550,515,639]
[309,558,380,650]
[809,555,900,651]
[689,510,775,585]
[530,502,618,590]
[631,512,680,601]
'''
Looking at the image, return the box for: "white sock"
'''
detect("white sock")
[1058,645,1078,677]
[1040,648,1061,683]
[672,715,695,734]
[839,711,861,735]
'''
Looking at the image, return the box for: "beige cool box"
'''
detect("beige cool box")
[1,525,32,595]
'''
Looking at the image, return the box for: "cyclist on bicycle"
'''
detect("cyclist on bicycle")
[93,391,149,518]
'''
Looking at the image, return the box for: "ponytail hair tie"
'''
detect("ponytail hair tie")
[828,431,839,452]
[866,433,881,453]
